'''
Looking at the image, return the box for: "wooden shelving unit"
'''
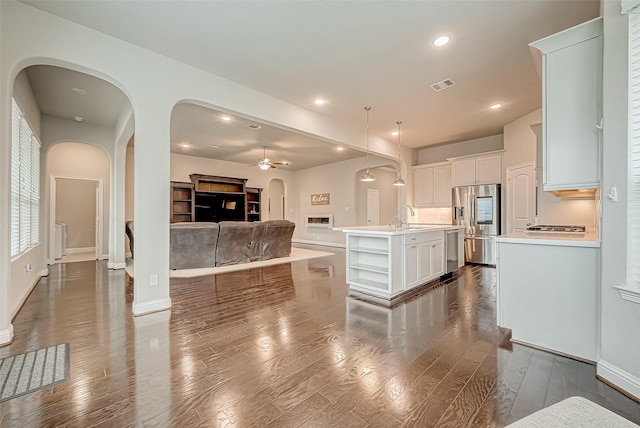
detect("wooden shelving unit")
[246,187,262,222]
[189,174,248,222]
[170,181,195,223]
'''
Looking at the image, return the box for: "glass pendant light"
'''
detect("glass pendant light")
[393,121,406,186]
[360,106,376,182]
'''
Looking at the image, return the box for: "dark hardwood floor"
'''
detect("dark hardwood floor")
[1,246,639,427]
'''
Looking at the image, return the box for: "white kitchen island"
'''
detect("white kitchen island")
[341,225,463,305]
[496,231,600,361]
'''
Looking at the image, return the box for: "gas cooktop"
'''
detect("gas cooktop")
[525,225,586,233]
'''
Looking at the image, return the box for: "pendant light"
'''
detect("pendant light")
[360,106,376,182]
[393,121,406,186]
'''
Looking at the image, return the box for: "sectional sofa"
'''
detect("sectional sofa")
[125,220,296,269]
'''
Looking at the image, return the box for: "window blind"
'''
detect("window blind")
[10,98,40,258]
[10,99,21,257]
[629,7,640,287]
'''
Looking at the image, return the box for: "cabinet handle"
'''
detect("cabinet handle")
[411,245,417,249]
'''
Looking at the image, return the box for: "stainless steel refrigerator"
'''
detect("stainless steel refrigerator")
[452,184,501,265]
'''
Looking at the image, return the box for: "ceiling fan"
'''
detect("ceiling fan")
[254,145,289,170]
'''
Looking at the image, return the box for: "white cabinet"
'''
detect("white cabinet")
[403,231,444,290]
[347,234,404,299]
[496,240,598,361]
[450,151,503,187]
[413,162,451,208]
[530,17,602,191]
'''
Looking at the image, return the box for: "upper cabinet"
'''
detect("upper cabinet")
[530,17,603,191]
[413,162,451,208]
[450,151,503,187]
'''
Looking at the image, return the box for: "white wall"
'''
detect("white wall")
[356,168,399,227]
[502,108,597,231]
[47,142,110,258]
[598,1,640,398]
[414,134,504,165]
[9,67,44,323]
[292,155,401,245]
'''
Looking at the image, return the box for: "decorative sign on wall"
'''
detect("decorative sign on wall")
[311,193,330,205]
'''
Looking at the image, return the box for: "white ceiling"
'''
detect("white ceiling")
[19,1,600,166]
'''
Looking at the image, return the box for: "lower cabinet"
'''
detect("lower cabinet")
[403,232,444,290]
[345,229,446,301]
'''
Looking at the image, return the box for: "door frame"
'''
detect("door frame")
[49,175,104,264]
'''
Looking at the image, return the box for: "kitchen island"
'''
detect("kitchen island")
[340,224,463,305]
[496,231,600,361]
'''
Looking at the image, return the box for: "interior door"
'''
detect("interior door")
[506,162,535,232]
[367,189,379,226]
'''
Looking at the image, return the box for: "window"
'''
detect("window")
[11,98,40,258]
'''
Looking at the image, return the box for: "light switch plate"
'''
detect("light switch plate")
[150,274,159,286]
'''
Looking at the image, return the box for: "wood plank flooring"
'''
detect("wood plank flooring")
[1,245,639,427]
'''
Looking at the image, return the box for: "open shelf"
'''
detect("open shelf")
[350,263,388,274]
[350,246,388,255]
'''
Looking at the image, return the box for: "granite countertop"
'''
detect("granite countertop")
[496,230,600,248]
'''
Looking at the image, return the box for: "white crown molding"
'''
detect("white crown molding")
[614,285,640,304]
[132,298,172,316]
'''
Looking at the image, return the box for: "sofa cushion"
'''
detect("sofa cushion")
[249,221,267,261]
[262,220,295,260]
[170,222,219,269]
[216,221,254,266]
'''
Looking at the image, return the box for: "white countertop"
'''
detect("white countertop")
[496,231,600,248]
[337,224,463,236]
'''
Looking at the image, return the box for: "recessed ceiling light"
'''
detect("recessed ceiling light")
[73,116,83,122]
[391,131,399,136]
[221,116,231,121]
[314,99,326,105]
[337,146,344,151]
[433,36,450,47]
[210,144,220,149]
[490,103,503,110]
[180,143,190,148]
[71,87,86,95]
[247,124,262,130]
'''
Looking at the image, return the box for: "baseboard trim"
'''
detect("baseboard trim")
[292,239,346,249]
[11,271,46,320]
[100,253,109,261]
[39,268,49,277]
[66,247,96,254]
[597,359,640,401]
[108,262,126,270]
[0,326,14,346]
[132,298,172,316]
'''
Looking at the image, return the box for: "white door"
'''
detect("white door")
[507,162,536,233]
[366,189,379,226]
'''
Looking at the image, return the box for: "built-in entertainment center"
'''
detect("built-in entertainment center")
[170,174,261,223]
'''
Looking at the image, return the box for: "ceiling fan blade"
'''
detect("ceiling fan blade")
[271,161,289,166]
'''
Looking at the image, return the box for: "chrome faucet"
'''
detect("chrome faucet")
[394,204,415,228]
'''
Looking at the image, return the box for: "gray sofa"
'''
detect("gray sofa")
[169,220,295,269]
[127,220,295,269]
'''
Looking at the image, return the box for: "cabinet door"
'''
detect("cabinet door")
[544,36,602,190]
[404,244,420,289]
[419,242,432,284]
[433,164,452,207]
[475,154,502,185]
[430,239,444,278]
[451,159,476,187]
[413,167,434,208]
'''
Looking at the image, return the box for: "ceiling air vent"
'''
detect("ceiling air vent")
[430,78,455,92]
[247,124,262,130]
